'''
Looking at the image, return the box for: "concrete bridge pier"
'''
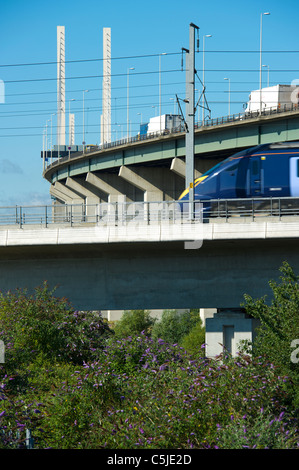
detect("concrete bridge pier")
[170,157,223,179]
[85,172,143,203]
[119,165,184,201]
[65,177,100,218]
[204,308,261,358]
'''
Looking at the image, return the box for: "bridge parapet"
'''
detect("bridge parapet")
[0,199,299,247]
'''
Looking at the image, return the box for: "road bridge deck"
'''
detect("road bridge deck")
[43,108,299,205]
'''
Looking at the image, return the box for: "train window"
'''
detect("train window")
[252,160,259,175]
[225,163,238,172]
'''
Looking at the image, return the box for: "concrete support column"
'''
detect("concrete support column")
[171,157,201,179]
[66,177,100,218]
[205,309,260,358]
[51,181,85,221]
[53,182,84,205]
[86,172,125,203]
[50,185,71,204]
[119,165,163,202]
[199,308,217,326]
[170,157,222,180]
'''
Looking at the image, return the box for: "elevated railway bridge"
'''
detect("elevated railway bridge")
[1,107,298,357]
[43,106,299,211]
[1,196,299,357]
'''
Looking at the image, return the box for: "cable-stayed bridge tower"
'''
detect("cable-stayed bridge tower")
[57,26,66,147]
[101,27,111,145]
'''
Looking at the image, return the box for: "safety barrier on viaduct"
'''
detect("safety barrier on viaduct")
[1,198,299,357]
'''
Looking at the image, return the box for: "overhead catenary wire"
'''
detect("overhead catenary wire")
[0,49,298,68]
[1,48,298,140]
[3,68,299,85]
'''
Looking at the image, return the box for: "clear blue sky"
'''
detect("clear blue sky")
[0,0,298,206]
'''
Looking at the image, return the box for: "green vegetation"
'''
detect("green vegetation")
[0,266,298,449]
[242,261,299,411]
[113,309,156,338]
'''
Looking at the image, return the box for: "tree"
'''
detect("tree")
[0,282,112,367]
[242,262,299,409]
[180,321,205,357]
[113,310,156,338]
[151,309,202,345]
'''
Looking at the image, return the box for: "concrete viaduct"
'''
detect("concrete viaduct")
[44,108,299,207]
[1,108,298,357]
[0,215,299,357]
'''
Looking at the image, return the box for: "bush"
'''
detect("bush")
[180,321,205,357]
[35,338,299,449]
[0,283,112,368]
[243,262,299,410]
[151,309,202,345]
[113,310,156,338]
[216,407,298,449]
[1,280,298,449]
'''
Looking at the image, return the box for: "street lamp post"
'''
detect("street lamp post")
[202,34,212,123]
[262,64,270,87]
[69,98,75,146]
[45,119,50,166]
[50,113,56,165]
[259,12,270,114]
[127,67,135,139]
[42,129,46,172]
[159,53,167,134]
[224,78,231,116]
[83,90,89,153]
[170,97,176,115]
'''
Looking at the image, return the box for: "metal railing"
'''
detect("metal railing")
[44,103,299,172]
[1,197,299,228]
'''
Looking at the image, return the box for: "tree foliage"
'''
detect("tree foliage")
[243,261,299,409]
[113,309,156,338]
[151,309,202,346]
[0,282,112,368]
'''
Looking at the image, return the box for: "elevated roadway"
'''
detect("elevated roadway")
[43,108,299,205]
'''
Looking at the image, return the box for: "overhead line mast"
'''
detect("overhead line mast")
[184,22,199,219]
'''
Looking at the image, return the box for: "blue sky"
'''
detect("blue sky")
[0,0,298,206]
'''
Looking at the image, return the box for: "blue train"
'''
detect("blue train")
[179,142,299,210]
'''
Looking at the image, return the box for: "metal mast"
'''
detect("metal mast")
[69,113,75,146]
[102,27,111,144]
[185,22,199,219]
[57,26,65,147]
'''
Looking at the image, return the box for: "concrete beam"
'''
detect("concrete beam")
[50,185,71,204]
[119,165,184,201]
[66,177,100,201]
[53,182,84,204]
[86,172,125,203]
[66,177,100,217]
[0,239,298,311]
[119,165,162,202]
[171,157,201,179]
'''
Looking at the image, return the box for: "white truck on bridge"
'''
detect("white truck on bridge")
[146,114,182,135]
[245,84,299,113]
